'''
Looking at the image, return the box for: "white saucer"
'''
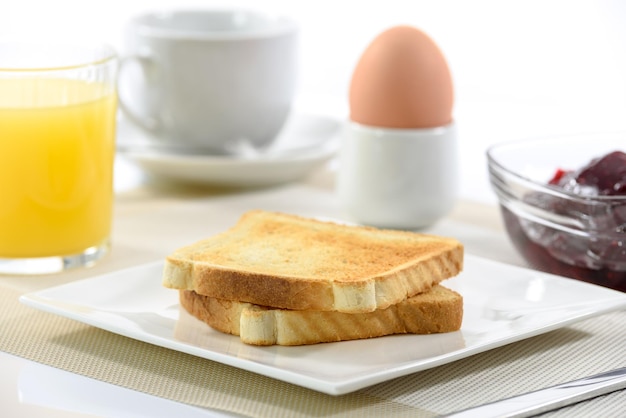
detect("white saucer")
[116,113,342,188]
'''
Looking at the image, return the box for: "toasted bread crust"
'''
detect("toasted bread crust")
[164,210,463,313]
[179,285,463,346]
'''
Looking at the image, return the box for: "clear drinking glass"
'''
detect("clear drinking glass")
[0,42,118,274]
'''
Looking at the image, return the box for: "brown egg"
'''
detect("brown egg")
[349,25,454,129]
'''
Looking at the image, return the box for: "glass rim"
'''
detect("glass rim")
[0,41,117,73]
[488,152,626,203]
[486,134,626,203]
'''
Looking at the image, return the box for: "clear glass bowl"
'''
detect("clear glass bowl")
[487,133,626,292]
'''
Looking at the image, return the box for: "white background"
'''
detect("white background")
[4,0,626,202]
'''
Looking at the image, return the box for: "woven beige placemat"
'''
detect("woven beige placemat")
[1,283,625,417]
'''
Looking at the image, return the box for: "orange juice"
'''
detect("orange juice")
[0,79,117,257]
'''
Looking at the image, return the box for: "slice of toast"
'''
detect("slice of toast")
[179,285,463,346]
[163,210,463,313]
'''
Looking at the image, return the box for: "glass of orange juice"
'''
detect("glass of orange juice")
[0,42,117,274]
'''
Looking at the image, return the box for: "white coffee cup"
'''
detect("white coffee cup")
[118,9,298,155]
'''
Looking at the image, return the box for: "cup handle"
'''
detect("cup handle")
[117,51,161,132]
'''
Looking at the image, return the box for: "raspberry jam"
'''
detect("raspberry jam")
[549,151,626,196]
[501,151,626,292]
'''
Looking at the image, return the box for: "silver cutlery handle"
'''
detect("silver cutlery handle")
[442,366,626,418]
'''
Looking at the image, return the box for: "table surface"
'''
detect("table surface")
[1,151,624,418]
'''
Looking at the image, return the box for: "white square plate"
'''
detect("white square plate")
[20,255,626,395]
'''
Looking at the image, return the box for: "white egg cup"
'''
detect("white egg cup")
[336,122,458,230]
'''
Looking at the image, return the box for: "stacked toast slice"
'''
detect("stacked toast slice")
[163,210,464,346]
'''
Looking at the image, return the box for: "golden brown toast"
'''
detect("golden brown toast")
[180,285,463,346]
[163,210,463,313]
